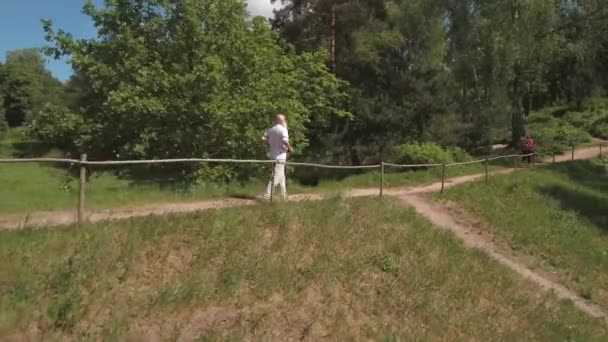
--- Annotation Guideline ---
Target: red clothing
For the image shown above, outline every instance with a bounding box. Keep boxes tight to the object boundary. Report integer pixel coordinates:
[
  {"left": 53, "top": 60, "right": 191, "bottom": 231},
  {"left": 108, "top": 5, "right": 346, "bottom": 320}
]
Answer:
[{"left": 523, "top": 138, "right": 536, "bottom": 153}]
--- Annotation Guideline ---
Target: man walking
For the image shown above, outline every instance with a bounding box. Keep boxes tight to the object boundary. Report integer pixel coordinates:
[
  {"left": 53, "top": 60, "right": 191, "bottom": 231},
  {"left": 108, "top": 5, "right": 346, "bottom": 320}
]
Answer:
[{"left": 263, "top": 114, "right": 293, "bottom": 200}]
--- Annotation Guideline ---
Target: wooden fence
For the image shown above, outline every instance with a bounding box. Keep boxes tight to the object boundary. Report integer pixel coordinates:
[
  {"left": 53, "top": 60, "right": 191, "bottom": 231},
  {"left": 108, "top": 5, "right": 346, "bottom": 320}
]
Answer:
[{"left": 0, "top": 142, "right": 605, "bottom": 226}]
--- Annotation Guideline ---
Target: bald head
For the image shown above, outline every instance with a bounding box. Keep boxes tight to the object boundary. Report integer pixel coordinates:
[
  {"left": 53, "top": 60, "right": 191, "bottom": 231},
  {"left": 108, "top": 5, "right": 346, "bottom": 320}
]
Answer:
[{"left": 276, "top": 114, "right": 286, "bottom": 127}]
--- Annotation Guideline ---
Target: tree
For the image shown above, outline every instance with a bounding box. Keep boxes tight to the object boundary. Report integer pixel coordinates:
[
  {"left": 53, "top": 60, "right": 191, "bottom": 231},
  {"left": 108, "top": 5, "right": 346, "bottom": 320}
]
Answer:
[
  {"left": 1, "top": 48, "right": 65, "bottom": 127},
  {"left": 445, "top": 0, "right": 608, "bottom": 147},
  {"left": 273, "top": 0, "right": 454, "bottom": 162},
  {"left": 275, "top": 0, "right": 608, "bottom": 153},
  {"left": 42, "top": 0, "right": 350, "bottom": 176}
]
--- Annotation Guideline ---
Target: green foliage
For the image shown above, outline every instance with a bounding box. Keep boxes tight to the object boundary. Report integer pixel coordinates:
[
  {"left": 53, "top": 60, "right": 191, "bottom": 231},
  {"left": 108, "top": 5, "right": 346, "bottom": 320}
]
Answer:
[
  {"left": 394, "top": 142, "right": 471, "bottom": 165},
  {"left": 528, "top": 111, "right": 592, "bottom": 155},
  {"left": 275, "top": 0, "right": 608, "bottom": 154},
  {"left": 562, "top": 98, "right": 608, "bottom": 139},
  {"left": 590, "top": 121, "right": 608, "bottom": 139},
  {"left": 30, "top": 104, "right": 87, "bottom": 152},
  {"left": 377, "top": 255, "right": 399, "bottom": 276},
  {"left": 0, "top": 0, "right": 605, "bottom": 174},
  {"left": 42, "top": 0, "right": 350, "bottom": 179}
]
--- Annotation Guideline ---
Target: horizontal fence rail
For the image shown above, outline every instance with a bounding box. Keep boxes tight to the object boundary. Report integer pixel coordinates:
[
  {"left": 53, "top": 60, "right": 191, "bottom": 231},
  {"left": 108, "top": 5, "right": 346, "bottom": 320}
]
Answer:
[
  {"left": 0, "top": 157, "right": 80, "bottom": 164},
  {"left": 487, "top": 154, "right": 533, "bottom": 162},
  {"left": 446, "top": 159, "right": 486, "bottom": 167},
  {"left": 285, "top": 162, "right": 380, "bottom": 169},
  {"left": 85, "top": 158, "right": 277, "bottom": 166},
  {"left": 383, "top": 162, "right": 443, "bottom": 168},
  {"left": 0, "top": 142, "right": 605, "bottom": 227},
  {"left": 445, "top": 153, "right": 535, "bottom": 167}
]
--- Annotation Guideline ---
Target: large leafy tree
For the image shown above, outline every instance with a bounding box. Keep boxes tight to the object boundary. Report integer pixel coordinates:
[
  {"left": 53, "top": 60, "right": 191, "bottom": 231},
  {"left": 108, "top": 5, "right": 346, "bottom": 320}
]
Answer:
[
  {"left": 42, "top": 0, "right": 349, "bottom": 169},
  {"left": 1, "top": 48, "right": 65, "bottom": 127}
]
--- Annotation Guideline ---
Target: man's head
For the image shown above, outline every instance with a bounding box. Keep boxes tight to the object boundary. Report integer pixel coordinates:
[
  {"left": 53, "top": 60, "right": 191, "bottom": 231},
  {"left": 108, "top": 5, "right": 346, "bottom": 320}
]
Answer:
[{"left": 275, "top": 114, "right": 287, "bottom": 127}]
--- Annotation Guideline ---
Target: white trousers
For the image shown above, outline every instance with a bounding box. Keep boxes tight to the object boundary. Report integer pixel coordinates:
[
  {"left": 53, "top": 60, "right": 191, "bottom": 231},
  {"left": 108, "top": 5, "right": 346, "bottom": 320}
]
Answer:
[{"left": 264, "top": 159, "right": 287, "bottom": 199}]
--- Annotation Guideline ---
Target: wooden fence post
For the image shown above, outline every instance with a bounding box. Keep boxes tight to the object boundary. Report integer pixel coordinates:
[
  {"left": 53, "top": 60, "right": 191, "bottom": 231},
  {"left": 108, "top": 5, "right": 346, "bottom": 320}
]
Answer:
[
  {"left": 600, "top": 143, "right": 603, "bottom": 158},
  {"left": 78, "top": 154, "right": 87, "bottom": 226},
  {"left": 441, "top": 164, "right": 446, "bottom": 194},
  {"left": 380, "top": 162, "right": 385, "bottom": 198},
  {"left": 552, "top": 153, "right": 556, "bottom": 164},
  {"left": 485, "top": 158, "right": 489, "bottom": 182}
]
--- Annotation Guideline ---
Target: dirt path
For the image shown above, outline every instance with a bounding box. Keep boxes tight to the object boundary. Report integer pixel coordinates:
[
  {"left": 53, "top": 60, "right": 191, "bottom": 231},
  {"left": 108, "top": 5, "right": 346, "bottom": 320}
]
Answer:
[
  {"left": 0, "top": 145, "right": 603, "bottom": 230},
  {"left": 394, "top": 144, "right": 608, "bottom": 322},
  {"left": 0, "top": 173, "right": 511, "bottom": 230},
  {"left": 1, "top": 144, "right": 606, "bottom": 322},
  {"left": 398, "top": 195, "right": 608, "bottom": 322}
]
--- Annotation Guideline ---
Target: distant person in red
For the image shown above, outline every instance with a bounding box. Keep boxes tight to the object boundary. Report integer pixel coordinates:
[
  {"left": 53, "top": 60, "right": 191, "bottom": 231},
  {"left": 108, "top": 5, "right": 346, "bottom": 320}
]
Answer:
[{"left": 522, "top": 135, "right": 536, "bottom": 163}]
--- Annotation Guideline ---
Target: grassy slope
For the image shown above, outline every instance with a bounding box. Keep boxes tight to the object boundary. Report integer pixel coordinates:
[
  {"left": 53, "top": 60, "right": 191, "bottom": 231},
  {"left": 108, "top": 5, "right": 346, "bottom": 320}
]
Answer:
[
  {"left": 0, "top": 129, "right": 494, "bottom": 215},
  {"left": 1, "top": 198, "right": 606, "bottom": 341},
  {"left": 438, "top": 158, "right": 608, "bottom": 311}
]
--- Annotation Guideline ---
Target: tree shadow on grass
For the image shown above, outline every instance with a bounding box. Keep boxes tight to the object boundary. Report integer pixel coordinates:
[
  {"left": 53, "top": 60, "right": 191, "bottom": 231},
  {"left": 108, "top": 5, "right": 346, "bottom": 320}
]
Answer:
[
  {"left": 539, "top": 185, "right": 608, "bottom": 233},
  {"left": 547, "top": 160, "right": 608, "bottom": 194}
]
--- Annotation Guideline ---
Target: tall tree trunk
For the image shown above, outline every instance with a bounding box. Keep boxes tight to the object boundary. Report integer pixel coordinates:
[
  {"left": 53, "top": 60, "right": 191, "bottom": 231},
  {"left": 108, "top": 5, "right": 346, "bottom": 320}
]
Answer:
[
  {"left": 510, "top": 70, "right": 527, "bottom": 148},
  {"left": 330, "top": 7, "right": 337, "bottom": 72},
  {"left": 511, "top": 96, "right": 526, "bottom": 148}
]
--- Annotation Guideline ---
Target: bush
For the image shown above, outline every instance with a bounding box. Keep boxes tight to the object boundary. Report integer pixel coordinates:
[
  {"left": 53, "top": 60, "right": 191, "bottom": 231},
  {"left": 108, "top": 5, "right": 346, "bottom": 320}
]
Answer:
[
  {"left": 393, "top": 142, "right": 472, "bottom": 165},
  {"left": 582, "top": 97, "right": 608, "bottom": 112},
  {"left": 30, "top": 104, "right": 87, "bottom": 152},
  {"left": 528, "top": 111, "right": 592, "bottom": 155},
  {"left": 561, "top": 98, "right": 608, "bottom": 139},
  {"left": 590, "top": 120, "right": 608, "bottom": 140}
]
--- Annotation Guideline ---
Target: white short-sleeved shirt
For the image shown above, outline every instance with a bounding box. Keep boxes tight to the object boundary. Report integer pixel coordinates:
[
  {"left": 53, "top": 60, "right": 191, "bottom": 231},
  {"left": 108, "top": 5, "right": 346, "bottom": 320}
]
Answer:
[{"left": 264, "top": 124, "right": 289, "bottom": 160}]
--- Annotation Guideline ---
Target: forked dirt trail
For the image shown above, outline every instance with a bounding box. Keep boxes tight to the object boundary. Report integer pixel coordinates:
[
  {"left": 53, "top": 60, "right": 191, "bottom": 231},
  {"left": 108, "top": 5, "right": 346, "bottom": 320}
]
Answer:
[
  {"left": 0, "top": 144, "right": 604, "bottom": 230},
  {"left": 395, "top": 144, "right": 608, "bottom": 322},
  {"left": 398, "top": 195, "right": 608, "bottom": 322}
]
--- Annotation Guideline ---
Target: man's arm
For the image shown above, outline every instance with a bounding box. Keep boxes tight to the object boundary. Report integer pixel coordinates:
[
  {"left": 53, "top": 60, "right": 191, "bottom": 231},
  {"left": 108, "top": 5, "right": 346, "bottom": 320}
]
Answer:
[
  {"left": 281, "top": 127, "right": 293, "bottom": 153},
  {"left": 283, "top": 140, "right": 293, "bottom": 153}
]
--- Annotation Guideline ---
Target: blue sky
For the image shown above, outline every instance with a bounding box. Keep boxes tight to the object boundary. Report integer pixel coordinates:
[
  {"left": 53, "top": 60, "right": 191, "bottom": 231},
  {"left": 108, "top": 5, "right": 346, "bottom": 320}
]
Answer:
[{"left": 0, "top": 0, "right": 277, "bottom": 82}]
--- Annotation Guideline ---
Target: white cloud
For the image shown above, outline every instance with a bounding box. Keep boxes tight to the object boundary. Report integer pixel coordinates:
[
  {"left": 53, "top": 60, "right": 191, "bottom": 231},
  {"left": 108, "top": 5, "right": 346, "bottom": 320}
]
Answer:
[{"left": 247, "top": 0, "right": 281, "bottom": 17}]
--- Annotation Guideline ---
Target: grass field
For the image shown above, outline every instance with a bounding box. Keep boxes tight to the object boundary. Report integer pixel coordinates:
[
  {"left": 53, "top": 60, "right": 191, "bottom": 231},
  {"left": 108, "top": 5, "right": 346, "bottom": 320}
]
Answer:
[
  {"left": 437, "top": 158, "right": 608, "bottom": 311},
  {"left": 1, "top": 198, "right": 606, "bottom": 340},
  {"left": 0, "top": 129, "right": 498, "bottom": 215}
]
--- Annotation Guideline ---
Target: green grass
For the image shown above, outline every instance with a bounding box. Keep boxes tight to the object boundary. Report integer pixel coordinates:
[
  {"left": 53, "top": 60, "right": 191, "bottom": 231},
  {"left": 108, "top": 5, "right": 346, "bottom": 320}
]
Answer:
[
  {"left": 437, "top": 158, "right": 608, "bottom": 311},
  {"left": 0, "top": 197, "right": 606, "bottom": 340},
  {"left": 0, "top": 129, "right": 497, "bottom": 215}
]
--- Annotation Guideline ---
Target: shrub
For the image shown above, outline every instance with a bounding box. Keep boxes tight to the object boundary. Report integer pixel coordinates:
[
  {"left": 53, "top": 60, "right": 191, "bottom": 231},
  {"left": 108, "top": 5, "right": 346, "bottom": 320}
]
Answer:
[
  {"left": 590, "top": 120, "right": 608, "bottom": 140},
  {"left": 582, "top": 97, "right": 608, "bottom": 112},
  {"left": 393, "top": 142, "right": 472, "bottom": 165},
  {"left": 562, "top": 98, "right": 608, "bottom": 138},
  {"left": 528, "top": 114, "right": 592, "bottom": 155},
  {"left": 30, "top": 104, "right": 87, "bottom": 152}
]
